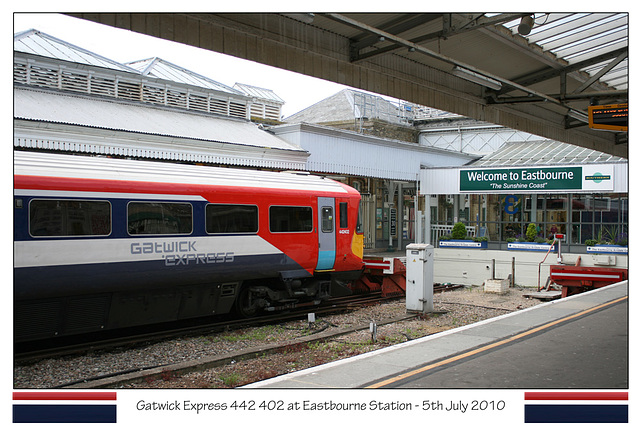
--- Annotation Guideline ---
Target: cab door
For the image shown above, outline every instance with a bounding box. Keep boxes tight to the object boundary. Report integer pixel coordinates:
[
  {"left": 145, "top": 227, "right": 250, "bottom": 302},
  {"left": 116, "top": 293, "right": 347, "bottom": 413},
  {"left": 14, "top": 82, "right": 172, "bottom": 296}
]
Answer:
[{"left": 316, "top": 197, "right": 336, "bottom": 270}]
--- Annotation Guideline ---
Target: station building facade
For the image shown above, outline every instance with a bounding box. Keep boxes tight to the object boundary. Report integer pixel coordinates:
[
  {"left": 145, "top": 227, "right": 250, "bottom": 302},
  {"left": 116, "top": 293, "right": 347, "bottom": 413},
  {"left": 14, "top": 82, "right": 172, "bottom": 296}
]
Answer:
[{"left": 418, "top": 136, "right": 628, "bottom": 253}]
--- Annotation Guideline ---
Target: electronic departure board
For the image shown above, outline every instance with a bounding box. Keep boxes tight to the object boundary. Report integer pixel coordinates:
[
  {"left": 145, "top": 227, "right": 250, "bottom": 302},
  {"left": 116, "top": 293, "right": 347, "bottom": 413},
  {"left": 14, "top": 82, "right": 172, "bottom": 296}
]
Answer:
[{"left": 588, "top": 104, "right": 628, "bottom": 131}]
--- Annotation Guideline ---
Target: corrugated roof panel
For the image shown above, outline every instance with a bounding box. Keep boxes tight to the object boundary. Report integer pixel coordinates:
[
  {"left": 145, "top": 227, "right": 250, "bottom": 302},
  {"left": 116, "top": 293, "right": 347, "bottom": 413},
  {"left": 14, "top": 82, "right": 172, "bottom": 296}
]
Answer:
[
  {"left": 14, "top": 151, "right": 331, "bottom": 193},
  {"left": 14, "top": 88, "right": 305, "bottom": 154}
]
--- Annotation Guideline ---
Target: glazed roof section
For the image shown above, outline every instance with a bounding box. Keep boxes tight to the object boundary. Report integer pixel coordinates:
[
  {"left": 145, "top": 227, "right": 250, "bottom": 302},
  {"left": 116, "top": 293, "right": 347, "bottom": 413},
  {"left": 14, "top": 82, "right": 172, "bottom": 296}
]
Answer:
[
  {"left": 126, "top": 57, "right": 242, "bottom": 94},
  {"left": 233, "top": 83, "right": 285, "bottom": 104},
  {"left": 471, "top": 140, "right": 627, "bottom": 167},
  {"left": 501, "top": 13, "right": 628, "bottom": 91},
  {"left": 14, "top": 29, "right": 138, "bottom": 73}
]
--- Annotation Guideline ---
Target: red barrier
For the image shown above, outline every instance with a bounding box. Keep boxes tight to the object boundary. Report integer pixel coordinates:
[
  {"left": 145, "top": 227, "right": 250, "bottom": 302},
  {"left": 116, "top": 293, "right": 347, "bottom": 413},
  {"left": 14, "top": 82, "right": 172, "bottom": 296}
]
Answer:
[
  {"left": 549, "top": 265, "right": 627, "bottom": 297},
  {"left": 351, "top": 257, "right": 406, "bottom": 298}
]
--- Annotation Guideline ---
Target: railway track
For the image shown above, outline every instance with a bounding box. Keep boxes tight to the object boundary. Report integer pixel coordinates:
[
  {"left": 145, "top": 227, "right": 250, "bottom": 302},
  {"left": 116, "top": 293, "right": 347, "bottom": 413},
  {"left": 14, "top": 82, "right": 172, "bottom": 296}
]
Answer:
[
  {"left": 15, "top": 283, "right": 531, "bottom": 389},
  {"left": 15, "top": 292, "right": 391, "bottom": 363},
  {"left": 61, "top": 311, "right": 416, "bottom": 389},
  {"left": 16, "top": 284, "right": 463, "bottom": 363}
]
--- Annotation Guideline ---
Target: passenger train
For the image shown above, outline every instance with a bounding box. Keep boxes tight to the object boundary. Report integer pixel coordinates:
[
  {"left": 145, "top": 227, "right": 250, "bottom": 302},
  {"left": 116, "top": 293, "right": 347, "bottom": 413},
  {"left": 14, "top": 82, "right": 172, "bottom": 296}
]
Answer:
[{"left": 14, "top": 151, "right": 365, "bottom": 342}]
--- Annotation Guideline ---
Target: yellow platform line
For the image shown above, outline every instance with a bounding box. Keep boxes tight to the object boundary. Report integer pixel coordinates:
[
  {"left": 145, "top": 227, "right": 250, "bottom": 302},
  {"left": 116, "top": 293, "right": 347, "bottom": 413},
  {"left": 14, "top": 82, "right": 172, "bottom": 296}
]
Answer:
[{"left": 366, "top": 295, "right": 628, "bottom": 388}]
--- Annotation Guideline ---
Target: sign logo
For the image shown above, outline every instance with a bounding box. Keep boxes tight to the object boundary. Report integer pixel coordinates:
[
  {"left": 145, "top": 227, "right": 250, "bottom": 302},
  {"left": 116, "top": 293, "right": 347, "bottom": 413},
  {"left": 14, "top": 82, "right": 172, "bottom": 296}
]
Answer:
[
  {"left": 504, "top": 195, "right": 520, "bottom": 214},
  {"left": 584, "top": 172, "right": 612, "bottom": 183}
]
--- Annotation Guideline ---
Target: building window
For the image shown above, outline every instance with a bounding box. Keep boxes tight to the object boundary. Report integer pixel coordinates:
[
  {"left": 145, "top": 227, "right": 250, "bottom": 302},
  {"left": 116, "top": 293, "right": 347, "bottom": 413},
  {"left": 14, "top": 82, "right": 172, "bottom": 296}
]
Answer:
[
  {"left": 206, "top": 204, "right": 258, "bottom": 234},
  {"left": 128, "top": 202, "right": 192, "bottom": 235},
  {"left": 432, "top": 192, "right": 628, "bottom": 247},
  {"left": 269, "top": 206, "right": 313, "bottom": 232},
  {"left": 29, "top": 199, "right": 111, "bottom": 237}
]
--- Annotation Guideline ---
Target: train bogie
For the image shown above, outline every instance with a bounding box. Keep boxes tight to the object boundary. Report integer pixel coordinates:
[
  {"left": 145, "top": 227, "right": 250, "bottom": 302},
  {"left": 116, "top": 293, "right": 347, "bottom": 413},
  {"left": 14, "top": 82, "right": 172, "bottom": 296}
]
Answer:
[{"left": 14, "top": 152, "right": 364, "bottom": 342}]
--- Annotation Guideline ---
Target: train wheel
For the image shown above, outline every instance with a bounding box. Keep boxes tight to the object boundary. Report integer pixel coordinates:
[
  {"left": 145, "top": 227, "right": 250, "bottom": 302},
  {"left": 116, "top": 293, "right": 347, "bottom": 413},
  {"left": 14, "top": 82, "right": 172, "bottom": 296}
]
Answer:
[{"left": 235, "top": 286, "right": 259, "bottom": 317}]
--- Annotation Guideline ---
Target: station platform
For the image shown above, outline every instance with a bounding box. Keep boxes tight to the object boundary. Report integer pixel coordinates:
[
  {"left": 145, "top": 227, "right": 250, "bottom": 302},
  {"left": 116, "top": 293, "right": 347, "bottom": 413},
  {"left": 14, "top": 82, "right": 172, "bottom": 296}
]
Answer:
[{"left": 245, "top": 281, "right": 628, "bottom": 389}]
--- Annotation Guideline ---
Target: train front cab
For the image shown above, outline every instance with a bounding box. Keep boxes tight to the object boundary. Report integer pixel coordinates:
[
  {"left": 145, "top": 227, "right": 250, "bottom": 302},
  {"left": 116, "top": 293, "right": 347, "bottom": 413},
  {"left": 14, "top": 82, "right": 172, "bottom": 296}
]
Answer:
[{"left": 315, "top": 194, "right": 365, "bottom": 296}]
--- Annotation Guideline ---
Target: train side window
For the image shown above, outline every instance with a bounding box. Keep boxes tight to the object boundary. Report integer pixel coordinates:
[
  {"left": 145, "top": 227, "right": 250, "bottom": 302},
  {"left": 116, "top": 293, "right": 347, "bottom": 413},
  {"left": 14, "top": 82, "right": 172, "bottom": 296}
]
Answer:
[
  {"left": 128, "top": 202, "right": 192, "bottom": 235},
  {"left": 321, "top": 207, "right": 333, "bottom": 232},
  {"left": 339, "top": 202, "right": 348, "bottom": 228},
  {"left": 29, "top": 199, "right": 111, "bottom": 237},
  {"left": 206, "top": 204, "right": 258, "bottom": 234},
  {"left": 356, "top": 204, "right": 364, "bottom": 234},
  {"left": 269, "top": 206, "right": 313, "bottom": 233}
]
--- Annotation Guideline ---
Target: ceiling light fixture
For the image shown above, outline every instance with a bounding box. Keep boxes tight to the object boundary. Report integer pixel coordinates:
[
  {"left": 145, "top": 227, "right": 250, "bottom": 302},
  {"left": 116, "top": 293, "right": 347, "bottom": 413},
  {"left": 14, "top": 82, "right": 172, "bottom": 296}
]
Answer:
[
  {"left": 452, "top": 66, "right": 502, "bottom": 91},
  {"left": 518, "top": 15, "right": 535, "bottom": 35}
]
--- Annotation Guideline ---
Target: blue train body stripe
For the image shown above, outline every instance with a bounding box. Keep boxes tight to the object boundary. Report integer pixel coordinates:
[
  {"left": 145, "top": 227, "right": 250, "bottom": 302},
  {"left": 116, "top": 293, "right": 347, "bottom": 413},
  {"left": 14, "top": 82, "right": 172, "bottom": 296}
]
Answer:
[{"left": 316, "top": 250, "right": 336, "bottom": 270}]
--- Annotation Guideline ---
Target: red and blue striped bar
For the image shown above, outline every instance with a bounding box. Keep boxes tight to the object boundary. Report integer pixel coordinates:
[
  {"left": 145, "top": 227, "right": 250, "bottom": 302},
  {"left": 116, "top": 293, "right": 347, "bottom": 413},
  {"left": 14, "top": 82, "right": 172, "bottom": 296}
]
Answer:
[
  {"left": 525, "top": 391, "right": 628, "bottom": 423},
  {"left": 13, "top": 391, "right": 117, "bottom": 423}
]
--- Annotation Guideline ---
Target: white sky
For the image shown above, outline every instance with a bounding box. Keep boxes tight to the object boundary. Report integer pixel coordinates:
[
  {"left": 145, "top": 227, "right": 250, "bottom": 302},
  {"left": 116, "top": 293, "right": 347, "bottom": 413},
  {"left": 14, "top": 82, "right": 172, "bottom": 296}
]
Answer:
[{"left": 12, "top": 12, "right": 354, "bottom": 118}]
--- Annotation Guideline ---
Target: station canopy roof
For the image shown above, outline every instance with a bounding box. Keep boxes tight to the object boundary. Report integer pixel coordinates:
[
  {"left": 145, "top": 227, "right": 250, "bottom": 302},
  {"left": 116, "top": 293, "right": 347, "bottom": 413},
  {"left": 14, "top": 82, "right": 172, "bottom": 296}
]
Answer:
[
  {"left": 312, "top": 12, "right": 628, "bottom": 105},
  {"left": 470, "top": 140, "right": 627, "bottom": 168}
]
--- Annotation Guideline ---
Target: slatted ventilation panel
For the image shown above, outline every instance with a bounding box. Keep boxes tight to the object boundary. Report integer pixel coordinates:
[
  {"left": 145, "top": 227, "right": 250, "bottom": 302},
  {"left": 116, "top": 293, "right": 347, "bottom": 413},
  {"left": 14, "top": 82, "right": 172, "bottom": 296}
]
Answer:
[
  {"left": 116, "top": 79, "right": 142, "bottom": 101},
  {"left": 210, "top": 98, "right": 229, "bottom": 116},
  {"left": 13, "top": 62, "right": 28, "bottom": 84},
  {"left": 27, "top": 64, "right": 59, "bottom": 88},
  {"left": 142, "top": 83, "right": 166, "bottom": 104},
  {"left": 250, "top": 103, "right": 281, "bottom": 121},
  {"left": 189, "top": 93, "right": 209, "bottom": 113},
  {"left": 166, "top": 88, "right": 188, "bottom": 109},
  {"left": 90, "top": 75, "right": 117, "bottom": 97},
  {"left": 264, "top": 104, "right": 281, "bottom": 120},
  {"left": 229, "top": 101, "right": 247, "bottom": 119},
  {"left": 60, "top": 70, "right": 90, "bottom": 93},
  {"left": 14, "top": 59, "right": 250, "bottom": 120}
]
